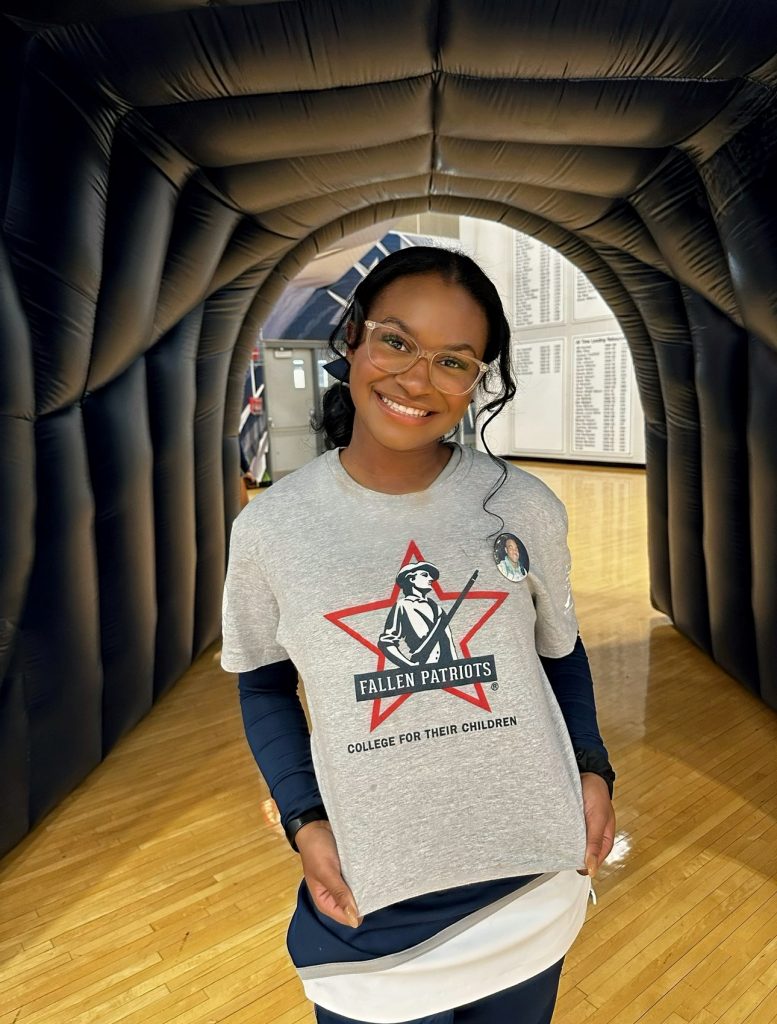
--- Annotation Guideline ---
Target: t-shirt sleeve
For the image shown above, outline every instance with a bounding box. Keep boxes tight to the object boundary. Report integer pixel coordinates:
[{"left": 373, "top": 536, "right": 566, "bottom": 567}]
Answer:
[
  {"left": 530, "top": 497, "right": 579, "bottom": 658},
  {"left": 221, "top": 509, "right": 289, "bottom": 673}
]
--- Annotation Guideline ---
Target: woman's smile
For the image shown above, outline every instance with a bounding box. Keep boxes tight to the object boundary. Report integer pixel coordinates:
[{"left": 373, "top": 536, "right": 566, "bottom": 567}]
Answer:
[{"left": 374, "top": 390, "right": 435, "bottom": 421}]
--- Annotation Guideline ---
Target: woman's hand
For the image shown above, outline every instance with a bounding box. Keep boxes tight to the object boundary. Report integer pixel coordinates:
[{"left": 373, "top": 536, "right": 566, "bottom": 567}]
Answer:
[
  {"left": 295, "top": 820, "right": 362, "bottom": 928},
  {"left": 577, "top": 772, "right": 616, "bottom": 878}
]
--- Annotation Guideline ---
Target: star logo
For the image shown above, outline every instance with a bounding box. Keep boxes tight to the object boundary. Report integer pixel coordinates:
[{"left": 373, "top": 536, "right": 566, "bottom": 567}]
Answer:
[{"left": 324, "top": 541, "right": 508, "bottom": 731}]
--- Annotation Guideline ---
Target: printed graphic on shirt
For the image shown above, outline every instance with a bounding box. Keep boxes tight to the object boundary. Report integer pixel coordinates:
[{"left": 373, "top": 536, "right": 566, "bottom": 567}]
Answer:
[
  {"left": 324, "top": 541, "right": 509, "bottom": 731},
  {"left": 493, "top": 533, "right": 529, "bottom": 582}
]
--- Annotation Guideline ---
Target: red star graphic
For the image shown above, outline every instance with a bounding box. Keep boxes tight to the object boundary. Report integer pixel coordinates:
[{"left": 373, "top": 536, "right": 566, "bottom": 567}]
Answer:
[{"left": 324, "top": 541, "right": 508, "bottom": 732}]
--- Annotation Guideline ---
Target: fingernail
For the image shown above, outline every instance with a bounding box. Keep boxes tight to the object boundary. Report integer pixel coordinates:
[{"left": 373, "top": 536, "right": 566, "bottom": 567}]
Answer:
[
  {"left": 586, "top": 857, "right": 598, "bottom": 878},
  {"left": 345, "top": 907, "right": 359, "bottom": 928}
]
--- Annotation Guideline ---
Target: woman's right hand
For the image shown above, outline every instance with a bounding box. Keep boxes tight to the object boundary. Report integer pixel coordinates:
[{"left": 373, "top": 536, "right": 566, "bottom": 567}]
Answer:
[{"left": 295, "top": 820, "right": 362, "bottom": 929}]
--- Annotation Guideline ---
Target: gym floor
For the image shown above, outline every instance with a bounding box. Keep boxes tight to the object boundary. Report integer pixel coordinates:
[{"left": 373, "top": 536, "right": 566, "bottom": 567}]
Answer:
[{"left": 1, "top": 462, "right": 775, "bottom": 1024}]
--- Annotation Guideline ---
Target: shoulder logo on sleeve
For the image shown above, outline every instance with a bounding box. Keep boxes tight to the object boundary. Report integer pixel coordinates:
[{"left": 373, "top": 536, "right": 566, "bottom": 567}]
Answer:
[
  {"left": 493, "top": 533, "right": 529, "bottom": 582},
  {"left": 324, "top": 541, "right": 509, "bottom": 731}
]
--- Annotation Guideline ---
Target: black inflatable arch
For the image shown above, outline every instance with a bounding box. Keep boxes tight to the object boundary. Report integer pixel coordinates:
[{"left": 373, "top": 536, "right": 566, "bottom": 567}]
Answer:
[{"left": 2, "top": 1, "right": 777, "bottom": 856}]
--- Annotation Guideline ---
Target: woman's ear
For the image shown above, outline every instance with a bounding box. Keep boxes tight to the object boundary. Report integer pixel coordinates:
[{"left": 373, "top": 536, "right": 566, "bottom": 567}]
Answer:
[{"left": 344, "top": 320, "right": 356, "bottom": 356}]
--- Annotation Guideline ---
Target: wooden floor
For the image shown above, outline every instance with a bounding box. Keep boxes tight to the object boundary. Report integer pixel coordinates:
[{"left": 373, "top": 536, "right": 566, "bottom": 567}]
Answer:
[{"left": 2, "top": 462, "right": 776, "bottom": 1024}]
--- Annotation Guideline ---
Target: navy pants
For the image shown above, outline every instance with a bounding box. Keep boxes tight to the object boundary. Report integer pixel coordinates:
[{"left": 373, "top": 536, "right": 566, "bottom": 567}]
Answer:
[{"left": 314, "top": 957, "right": 564, "bottom": 1024}]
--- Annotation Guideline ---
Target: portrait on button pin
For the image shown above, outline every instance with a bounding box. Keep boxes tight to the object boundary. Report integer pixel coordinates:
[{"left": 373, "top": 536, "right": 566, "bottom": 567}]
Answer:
[{"left": 494, "top": 533, "right": 529, "bottom": 582}]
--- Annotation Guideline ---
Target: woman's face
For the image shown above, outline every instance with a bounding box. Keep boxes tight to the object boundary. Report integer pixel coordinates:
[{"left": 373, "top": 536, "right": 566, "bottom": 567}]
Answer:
[{"left": 345, "top": 272, "right": 489, "bottom": 454}]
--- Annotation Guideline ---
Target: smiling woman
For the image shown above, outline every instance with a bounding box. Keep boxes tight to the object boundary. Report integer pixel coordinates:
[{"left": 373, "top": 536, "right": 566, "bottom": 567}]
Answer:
[
  {"left": 318, "top": 247, "right": 515, "bottom": 495},
  {"left": 222, "top": 245, "right": 616, "bottom": 1024},
  {"left": 343, "top": 272, "right": 489, "bottom": 472}
]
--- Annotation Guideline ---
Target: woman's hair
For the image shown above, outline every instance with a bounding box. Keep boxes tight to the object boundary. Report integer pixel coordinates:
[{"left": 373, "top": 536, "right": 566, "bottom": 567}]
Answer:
[{"left": 312, "top": 245, "right": 517, "bottom": 533}]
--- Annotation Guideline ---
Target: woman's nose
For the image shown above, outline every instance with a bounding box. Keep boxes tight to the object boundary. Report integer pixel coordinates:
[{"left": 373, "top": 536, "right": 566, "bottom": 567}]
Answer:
[{"left": 394, "top": 353, "right": 435, "bottom": 394}]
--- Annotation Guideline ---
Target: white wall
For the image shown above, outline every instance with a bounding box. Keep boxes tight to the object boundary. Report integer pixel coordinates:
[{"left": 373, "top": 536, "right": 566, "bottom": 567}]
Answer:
[{"left": 459, "top": 218, "right": 645, "bottom": 465}]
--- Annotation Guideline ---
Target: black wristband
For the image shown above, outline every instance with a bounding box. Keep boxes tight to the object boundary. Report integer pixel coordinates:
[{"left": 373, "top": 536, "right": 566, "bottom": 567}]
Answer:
[
  {"left": 575, "top": 748, "right": 615, "bottom": 799},
  {"left": 284, "top": 805, "right": 329, "bottom": 851}
]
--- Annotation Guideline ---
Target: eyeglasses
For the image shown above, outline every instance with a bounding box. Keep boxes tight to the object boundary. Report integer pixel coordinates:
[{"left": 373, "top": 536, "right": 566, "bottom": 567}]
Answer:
[{"left": 362, "top": 320, "right": 488, "bottom": 396}]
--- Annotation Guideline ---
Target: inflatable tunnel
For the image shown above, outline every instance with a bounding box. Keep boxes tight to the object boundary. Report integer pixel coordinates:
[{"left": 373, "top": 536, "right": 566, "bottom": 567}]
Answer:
[{"left": 2, "top": 1, "right": 777, "bottom": 856}]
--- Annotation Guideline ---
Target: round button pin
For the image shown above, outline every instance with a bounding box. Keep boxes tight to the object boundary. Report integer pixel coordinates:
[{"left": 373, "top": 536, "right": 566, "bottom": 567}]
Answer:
[{"left": 494, "top": 533, "right": 529, "bottom": 582}]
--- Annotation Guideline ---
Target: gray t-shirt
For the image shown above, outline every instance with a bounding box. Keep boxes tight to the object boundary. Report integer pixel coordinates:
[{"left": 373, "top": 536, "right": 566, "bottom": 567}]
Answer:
[{"left": 222, "top": 444, "right": 587, "bottom": 916}]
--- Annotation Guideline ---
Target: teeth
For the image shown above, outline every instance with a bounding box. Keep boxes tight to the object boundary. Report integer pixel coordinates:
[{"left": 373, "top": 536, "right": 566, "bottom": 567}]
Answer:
[{"left": 379, "top": 394, "right": 430, "bottom": 418}]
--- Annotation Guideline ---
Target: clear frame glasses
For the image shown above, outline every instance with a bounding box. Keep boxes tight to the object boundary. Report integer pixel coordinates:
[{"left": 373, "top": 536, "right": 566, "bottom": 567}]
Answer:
[{"left": 362, "top": 320, "right": 488, "bottom": 396}]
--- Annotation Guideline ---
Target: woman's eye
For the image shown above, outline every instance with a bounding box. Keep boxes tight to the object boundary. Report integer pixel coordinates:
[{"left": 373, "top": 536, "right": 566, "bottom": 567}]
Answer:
[
  {"left": 438, "top": 355, "right": 472, "bottom": 372},
  {"left": 380, "top": 332, "right": 410, "bottom": 351}
]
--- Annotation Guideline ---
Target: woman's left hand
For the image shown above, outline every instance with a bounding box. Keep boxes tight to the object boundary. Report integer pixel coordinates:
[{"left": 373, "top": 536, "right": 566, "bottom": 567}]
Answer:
[{"left": 577, "top": 772, "right": 616, "bottom": 878}]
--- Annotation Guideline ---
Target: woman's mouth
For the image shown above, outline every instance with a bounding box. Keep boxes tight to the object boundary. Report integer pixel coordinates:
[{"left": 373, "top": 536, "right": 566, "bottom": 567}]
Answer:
[{"left": 376, "top": 392, "right": 434, "bottom": 420}]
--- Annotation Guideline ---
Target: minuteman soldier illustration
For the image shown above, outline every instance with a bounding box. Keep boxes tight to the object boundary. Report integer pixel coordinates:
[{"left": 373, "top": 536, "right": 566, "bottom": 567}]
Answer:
[{"left": 379, "top": 561, "right": 480, "bottom": 669}]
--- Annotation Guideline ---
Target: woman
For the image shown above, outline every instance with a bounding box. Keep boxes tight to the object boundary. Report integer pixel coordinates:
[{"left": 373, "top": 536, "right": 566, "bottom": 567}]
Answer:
[{"left": 221, "top": 246, "right": 616, "bottom": 1024}]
